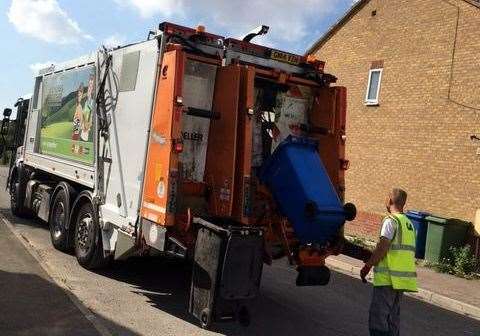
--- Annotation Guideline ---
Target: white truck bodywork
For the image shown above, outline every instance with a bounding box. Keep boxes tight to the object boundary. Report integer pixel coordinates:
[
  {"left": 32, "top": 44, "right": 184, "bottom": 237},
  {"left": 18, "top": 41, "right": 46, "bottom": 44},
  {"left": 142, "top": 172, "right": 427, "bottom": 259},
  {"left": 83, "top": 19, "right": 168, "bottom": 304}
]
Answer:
[{"left": 21, "top": 38, "right": 163, "bottom": 253}]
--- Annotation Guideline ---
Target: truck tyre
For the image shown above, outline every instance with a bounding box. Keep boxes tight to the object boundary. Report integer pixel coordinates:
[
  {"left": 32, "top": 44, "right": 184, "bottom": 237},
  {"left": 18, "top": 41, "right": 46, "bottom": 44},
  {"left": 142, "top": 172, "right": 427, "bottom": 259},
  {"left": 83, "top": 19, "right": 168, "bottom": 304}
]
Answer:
[
  {"left": 49, "top": 189, "right": 71, "bottom": 252},
  {"left": 74, "top": 202, "right": 108, "bottom": 270},
  {"left": 10, "top": 171, "right": 29, "bottom": 218}
]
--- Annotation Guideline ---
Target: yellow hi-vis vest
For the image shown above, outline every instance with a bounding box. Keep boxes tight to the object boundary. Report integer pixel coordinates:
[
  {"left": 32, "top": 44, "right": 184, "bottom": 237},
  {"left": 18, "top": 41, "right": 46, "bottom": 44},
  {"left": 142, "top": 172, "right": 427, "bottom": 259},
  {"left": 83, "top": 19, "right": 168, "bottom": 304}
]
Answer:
[{"left": 373, "top": 213, "right": 418, "bottom": 292}]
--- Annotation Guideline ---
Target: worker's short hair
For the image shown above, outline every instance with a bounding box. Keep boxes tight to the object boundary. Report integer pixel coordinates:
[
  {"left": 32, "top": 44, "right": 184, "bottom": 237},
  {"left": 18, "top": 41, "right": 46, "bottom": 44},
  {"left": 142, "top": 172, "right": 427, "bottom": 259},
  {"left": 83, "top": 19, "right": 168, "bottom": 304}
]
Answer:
[{"left": 390, "top": 188, "right": 407, "bottom": 208}]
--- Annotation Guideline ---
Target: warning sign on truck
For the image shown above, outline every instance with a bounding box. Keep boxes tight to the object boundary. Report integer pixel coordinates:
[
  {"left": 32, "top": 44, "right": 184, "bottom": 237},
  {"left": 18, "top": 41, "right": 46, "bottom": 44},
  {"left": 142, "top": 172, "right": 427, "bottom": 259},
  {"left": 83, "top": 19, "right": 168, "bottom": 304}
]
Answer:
[{"left": 39, "top": 66, "right": 96, "bottom": 164}]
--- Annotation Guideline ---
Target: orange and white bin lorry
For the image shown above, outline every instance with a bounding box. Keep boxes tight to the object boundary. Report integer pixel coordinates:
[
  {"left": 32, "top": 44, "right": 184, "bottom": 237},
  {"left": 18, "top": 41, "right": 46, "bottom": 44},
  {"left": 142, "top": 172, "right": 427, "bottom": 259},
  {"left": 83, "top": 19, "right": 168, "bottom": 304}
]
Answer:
[{"left": 8, "top": 22, "right": 356, "bottom": 328}]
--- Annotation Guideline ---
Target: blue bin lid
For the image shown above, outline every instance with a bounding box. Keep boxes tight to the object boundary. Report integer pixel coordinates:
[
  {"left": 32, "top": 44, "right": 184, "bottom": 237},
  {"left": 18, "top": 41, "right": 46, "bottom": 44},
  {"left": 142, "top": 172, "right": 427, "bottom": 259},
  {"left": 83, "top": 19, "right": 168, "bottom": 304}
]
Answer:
[
  {"left": 406, "top": 210, "right": 430, "bottom": 219},
  {"left": 259, "top": 135, "right": 318, "bottom": 183}
]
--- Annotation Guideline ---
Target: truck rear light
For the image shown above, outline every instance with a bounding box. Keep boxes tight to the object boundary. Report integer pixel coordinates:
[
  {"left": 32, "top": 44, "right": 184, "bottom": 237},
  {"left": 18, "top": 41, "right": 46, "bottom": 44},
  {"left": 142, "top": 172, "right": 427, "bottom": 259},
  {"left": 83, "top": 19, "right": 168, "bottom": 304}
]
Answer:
[{"left": 173, "top": 140, "right": 184, "bottom": 153}]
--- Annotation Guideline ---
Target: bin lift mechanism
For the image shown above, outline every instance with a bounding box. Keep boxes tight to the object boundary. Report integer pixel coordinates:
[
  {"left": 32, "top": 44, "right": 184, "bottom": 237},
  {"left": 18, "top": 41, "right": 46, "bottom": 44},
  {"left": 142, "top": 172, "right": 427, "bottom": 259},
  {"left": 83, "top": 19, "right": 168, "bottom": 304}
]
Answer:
[{"left": 6, "top": 22, "right": 357, "bottom": 328}]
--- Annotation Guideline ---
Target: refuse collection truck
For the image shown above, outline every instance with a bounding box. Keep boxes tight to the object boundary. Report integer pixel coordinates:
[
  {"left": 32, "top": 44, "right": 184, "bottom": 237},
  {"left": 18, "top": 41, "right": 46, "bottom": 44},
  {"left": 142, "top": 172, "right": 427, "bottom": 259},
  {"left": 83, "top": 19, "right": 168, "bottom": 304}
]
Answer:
[{"left": 8, "top": 22, "right": 356, "bottom": 328}]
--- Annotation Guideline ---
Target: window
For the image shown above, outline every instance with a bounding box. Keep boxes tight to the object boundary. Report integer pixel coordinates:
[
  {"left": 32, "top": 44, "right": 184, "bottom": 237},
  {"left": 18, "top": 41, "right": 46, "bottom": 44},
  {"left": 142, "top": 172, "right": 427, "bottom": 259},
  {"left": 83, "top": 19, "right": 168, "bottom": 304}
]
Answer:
[
  {"left": 32, "top": 76, "right": 43, "bottom": 109},
  {"left": 119, "top": 51, "right": 140, "bottom": 92},
  {"left": 365, "top": 68, "right": 383, "bottom": 105}
]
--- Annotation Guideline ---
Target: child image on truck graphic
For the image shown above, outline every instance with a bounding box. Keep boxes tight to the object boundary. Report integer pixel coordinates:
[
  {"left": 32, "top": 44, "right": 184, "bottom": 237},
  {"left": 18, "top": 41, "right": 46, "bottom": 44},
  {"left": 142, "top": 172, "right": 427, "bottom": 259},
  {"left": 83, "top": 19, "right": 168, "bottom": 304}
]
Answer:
[
  {"left": 80, "top": 74, "right": 94, "bottom": 142},
  {"left": 71, "top": 83, "right": 84, "bottom": 142}
]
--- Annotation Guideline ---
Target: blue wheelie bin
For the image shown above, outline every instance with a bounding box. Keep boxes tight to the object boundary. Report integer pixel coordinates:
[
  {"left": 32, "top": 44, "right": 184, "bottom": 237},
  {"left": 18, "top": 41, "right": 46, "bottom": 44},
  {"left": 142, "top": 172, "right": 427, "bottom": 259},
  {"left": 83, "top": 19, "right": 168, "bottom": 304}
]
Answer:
[
  {"left": 259, "top": 136, "right": 347, "bottom": 245},
  {"left": 406, "top": 210, "right": 430, "bottom": 259}
]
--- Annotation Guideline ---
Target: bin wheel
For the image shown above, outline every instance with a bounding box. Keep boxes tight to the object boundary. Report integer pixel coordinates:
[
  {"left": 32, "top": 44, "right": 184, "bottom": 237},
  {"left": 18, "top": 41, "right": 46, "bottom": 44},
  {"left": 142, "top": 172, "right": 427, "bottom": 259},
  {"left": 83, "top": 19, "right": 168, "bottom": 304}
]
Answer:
[
  {"left": 200, "top": 308, "right": 211, "bottom": 329},
  {"left": 238, "top": 306, "right": 250, "bottom": 327}
]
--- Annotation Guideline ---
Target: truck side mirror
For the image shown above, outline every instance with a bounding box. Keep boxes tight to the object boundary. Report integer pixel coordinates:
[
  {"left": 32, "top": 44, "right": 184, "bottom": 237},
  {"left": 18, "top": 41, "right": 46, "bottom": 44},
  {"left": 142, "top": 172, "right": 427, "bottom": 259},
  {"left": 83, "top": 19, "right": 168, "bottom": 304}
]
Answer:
[{"left": 3, "top": 108, "right": 12, "bottom": 118}]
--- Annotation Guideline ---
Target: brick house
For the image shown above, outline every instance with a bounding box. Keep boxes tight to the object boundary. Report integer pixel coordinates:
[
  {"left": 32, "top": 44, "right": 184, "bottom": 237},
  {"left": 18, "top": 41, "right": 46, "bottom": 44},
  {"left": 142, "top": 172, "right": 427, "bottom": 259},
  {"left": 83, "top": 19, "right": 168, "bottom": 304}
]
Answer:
[{"left": 308, "top": 0, "right": 480, "bottom": 239}]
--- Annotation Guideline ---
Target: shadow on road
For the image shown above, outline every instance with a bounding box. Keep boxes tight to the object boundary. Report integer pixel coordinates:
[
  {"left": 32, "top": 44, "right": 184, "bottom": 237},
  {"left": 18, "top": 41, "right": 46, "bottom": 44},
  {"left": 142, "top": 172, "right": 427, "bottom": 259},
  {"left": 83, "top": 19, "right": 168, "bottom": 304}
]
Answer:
[
  {"left": 99, "top": 257, "right": 197, "bottom": 323},
  {"left": 0, "top": 207, "right": 47, "bottom": 232},
  {"left": 96, "top": 257, "right": 318, "bottom": 336},
  {"left": 0, "top": 269, "right": 142, "bottom": 336},
  {"left": 0, "top": 212, "right": 142, "bottom": 336}
]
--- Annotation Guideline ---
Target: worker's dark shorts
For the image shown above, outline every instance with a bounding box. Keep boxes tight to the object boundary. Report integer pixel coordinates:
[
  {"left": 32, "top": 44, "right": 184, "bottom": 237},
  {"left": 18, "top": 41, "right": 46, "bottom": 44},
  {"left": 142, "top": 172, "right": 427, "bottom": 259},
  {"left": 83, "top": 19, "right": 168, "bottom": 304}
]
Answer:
[{"left": 369, "top": 286, "right": 403, "bottom": 336}]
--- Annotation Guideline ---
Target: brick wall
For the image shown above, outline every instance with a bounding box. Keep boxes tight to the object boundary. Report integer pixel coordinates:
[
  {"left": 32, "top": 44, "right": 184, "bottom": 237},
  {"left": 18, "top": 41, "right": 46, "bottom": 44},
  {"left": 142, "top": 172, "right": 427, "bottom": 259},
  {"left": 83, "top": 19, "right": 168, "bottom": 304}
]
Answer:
[
  {"left": 313, "top": 0, "right": 480, "bottom": 238},
  {"left": 346, "top": 211, "right": 383, "bottom": 239}
]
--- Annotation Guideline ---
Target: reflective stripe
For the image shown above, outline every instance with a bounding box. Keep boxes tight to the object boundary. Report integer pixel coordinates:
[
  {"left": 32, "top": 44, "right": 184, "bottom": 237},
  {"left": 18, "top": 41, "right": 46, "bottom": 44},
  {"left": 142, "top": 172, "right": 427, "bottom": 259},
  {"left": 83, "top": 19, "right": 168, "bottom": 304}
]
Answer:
[
  {"left": 388, "top": 214, "right": 415, "bottom": 247},
  {"left": 390, "top": 244, "right": 416, "bottom": 252},
  {"left": 388, "top": 215, "right": 401, "bottom": 244},
  {"left": 374, "top": 267, "right": 417, "bottom": 278}
]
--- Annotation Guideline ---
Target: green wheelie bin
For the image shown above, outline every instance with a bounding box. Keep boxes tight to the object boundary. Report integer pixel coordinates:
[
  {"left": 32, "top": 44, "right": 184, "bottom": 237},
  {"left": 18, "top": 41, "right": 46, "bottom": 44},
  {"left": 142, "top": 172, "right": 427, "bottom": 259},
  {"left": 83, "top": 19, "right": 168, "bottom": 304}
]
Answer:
[{"left": 424, "top": 215, "right": 472, "bottom": 263}]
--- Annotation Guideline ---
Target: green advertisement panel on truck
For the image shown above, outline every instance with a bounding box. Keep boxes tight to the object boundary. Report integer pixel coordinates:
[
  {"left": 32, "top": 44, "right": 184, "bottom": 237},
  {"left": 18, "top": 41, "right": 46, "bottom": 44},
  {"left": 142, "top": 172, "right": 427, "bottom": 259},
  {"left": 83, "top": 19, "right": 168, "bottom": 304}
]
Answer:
[{"left": 40, "top": 66, "right": 95, "bottom": 165}]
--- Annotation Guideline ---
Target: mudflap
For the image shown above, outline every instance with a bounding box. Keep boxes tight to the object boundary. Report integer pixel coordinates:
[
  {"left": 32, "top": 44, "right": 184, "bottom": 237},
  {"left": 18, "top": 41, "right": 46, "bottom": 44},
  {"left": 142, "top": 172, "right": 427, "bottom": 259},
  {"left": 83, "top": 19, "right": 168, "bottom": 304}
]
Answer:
[{"left": 189, "top": 218, "right": 264, "bottom": 329}]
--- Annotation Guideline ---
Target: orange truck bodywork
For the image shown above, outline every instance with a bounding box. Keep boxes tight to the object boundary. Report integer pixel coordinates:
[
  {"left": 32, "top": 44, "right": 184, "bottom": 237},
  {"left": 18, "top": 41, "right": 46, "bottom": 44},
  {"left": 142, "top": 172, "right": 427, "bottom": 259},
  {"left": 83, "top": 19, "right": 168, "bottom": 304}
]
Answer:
[{"left": 139, "top": 26, "right": 349, "bottom": 264}]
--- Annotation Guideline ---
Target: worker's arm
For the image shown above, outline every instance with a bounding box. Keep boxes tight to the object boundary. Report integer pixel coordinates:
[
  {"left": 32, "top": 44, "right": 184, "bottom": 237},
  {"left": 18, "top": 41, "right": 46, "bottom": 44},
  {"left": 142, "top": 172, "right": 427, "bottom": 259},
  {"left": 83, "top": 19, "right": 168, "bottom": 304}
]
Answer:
[
  {"left": 365, "top": 237, "right": 391, "bottom": 268},
  {"left": 360, "top": 217, "right": 396, "bottom": 282},
  {"left": 360, "top": 236, "right": 392, "bottom": 282}
]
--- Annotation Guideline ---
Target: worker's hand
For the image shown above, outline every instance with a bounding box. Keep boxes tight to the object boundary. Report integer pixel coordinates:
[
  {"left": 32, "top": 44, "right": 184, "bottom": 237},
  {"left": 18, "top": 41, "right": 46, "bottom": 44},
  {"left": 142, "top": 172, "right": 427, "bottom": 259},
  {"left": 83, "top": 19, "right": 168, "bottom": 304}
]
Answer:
[{"left": 360, "top": 264, "right": 372, "bottom": 283}]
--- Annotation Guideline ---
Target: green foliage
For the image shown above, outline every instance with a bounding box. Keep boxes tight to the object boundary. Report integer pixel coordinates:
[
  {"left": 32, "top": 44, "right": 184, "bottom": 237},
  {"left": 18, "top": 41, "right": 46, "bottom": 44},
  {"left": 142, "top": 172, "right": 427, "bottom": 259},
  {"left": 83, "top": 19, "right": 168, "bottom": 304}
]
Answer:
[
  {"left": 432, "top": 245, "right": 479, "bottom": 279},
  {"left": 346, "top": 235, "right": 375, "bottom": 251}
]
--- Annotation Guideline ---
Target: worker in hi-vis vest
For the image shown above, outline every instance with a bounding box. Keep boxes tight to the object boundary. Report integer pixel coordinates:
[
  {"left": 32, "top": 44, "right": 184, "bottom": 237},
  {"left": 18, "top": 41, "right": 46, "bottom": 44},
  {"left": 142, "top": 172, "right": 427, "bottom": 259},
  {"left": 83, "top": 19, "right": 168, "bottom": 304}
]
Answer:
[{"left": 360, "top": 188, "right": 417, "bottom": 336}]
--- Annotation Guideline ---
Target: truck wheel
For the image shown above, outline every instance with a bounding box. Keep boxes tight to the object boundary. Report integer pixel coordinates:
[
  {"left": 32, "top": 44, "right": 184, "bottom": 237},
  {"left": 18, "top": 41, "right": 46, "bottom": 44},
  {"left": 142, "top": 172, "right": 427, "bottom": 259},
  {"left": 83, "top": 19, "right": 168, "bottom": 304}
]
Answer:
[
  {"left": 49, "top": 189, "right": 70, "bottom": 252},
  {"left": 74, "top": 202, "right": 108, "bottom": 270},
  {"left": 10, "top": 172, "right": 29, "bottom": 218}
]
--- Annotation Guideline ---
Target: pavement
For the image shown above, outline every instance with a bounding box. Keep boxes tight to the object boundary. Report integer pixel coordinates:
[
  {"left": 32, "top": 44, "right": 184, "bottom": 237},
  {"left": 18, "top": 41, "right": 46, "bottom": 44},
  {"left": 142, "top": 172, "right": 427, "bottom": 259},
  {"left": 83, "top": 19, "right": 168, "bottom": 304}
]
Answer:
[
  {"left": 1, "top": 166, "right": 480, "bottom": 335},
  {"left": 326, "top": 254, "right": 480, "bottom": 320}
]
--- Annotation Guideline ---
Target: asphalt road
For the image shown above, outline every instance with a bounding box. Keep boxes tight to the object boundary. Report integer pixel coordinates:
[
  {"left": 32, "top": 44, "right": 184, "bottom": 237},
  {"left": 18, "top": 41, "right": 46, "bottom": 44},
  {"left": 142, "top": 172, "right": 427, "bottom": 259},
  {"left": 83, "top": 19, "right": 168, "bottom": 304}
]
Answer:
[
  {"left": 0, "top": 167, "right": 479, "bottom": 336},
  {"left": 0, "top": 214, "right": 103, "bottom": 336}
]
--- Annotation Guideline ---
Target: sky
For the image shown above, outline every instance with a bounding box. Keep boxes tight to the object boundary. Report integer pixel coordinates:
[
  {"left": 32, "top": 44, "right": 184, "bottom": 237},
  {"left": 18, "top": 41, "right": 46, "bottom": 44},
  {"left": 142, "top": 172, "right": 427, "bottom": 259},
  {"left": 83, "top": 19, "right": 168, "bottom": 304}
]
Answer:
[{"left": 0, "top": 0, "right": 356, "bottom": 114}]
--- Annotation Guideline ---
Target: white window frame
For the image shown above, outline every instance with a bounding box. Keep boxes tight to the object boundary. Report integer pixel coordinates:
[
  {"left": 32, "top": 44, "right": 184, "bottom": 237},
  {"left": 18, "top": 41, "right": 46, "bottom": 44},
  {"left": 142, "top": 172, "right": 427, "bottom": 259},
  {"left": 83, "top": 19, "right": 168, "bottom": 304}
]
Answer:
[{"left": 365, "top": 68, "right": 383, "bottom": 105}]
